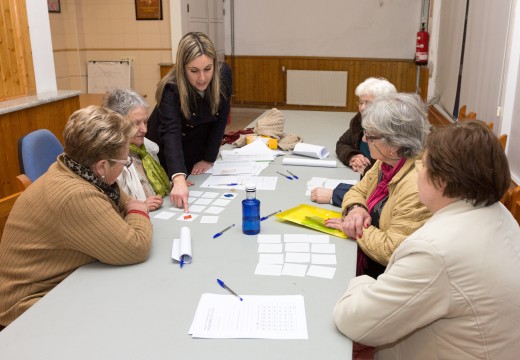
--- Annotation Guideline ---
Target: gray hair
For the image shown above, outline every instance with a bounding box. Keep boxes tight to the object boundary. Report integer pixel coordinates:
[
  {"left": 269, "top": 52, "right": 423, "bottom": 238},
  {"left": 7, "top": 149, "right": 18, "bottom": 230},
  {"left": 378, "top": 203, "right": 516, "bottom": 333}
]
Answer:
[
  {"left": 102, "top": 89, "right": 148, "bottom": 116},
  {"left": 355, "top": 77, "right": 397, "bottom": 98},
  {"left": 362, "top": 93, "right": 430, "bottom": 158}
]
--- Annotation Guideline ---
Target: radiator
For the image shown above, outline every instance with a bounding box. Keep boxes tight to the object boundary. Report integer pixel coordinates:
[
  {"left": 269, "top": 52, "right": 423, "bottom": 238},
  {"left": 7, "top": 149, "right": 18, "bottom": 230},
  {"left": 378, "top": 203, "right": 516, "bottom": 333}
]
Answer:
[{"left": 286, "top": 70, "right": 348, "bottom": 107}]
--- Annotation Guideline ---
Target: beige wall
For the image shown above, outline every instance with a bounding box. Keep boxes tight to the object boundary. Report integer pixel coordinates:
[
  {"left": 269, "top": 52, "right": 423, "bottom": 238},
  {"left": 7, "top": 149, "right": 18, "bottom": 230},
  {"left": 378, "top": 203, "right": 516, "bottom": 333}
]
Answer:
[{"left": 49, "top": 0, "right": 172, "bottom": 107}]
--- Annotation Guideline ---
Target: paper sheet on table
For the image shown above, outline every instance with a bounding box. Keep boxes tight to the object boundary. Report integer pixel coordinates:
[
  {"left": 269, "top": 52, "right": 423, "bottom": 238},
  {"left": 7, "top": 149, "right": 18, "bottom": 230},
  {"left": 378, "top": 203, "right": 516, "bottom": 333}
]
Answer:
[
  {"left": 220, "top": 139, "right": 283, "bottom": 162},
  {"left": 200, "top": 175, "right": 278, "bottom": 190},
  {"left": 171, "top": 226, "right": 192, "bottom": 263},
  {"left": 283, "top": 157, "right": 337, "bottom": 168},
  {"left": 189, "top": 294, "right": 308, "bottom": 339},
  {"left": 292, "top": 142, "right": 330, "bottom": 159},
  {"left": 305, "top": 177, "right": 358, "bottom": 196},
  {"left": 211, "top": 160, "right": 255, "bottom": 175}
]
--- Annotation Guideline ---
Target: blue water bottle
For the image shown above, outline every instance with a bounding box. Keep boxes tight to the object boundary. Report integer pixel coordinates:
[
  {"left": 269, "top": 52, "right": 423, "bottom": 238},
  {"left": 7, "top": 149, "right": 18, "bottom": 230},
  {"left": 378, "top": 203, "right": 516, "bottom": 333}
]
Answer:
[{"left": 242, "top": 184, "right": 260, "bottom": 235}]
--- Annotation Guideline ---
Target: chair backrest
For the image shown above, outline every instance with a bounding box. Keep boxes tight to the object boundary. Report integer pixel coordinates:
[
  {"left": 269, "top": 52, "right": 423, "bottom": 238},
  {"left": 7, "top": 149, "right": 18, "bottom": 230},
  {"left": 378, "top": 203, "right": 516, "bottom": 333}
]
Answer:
[
  {"left": 18, "top": 129, "right": 63, "bottom": 182},
  {"left": 509, "top": 186, "right": 520, "bottom": 225},
  {"left": 0, "top": 192, "right": 22, "bottom": 239},
  {"left": 498, "top": 134, "right": 507, "bottom": 151}
]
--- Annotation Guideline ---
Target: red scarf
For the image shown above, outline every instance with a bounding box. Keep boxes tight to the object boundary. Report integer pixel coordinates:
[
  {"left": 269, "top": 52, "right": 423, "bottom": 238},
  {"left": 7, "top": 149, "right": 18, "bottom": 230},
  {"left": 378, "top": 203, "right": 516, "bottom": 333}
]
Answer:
[{"left": 356, "top": 158, "right": 406, "bottom": 276}]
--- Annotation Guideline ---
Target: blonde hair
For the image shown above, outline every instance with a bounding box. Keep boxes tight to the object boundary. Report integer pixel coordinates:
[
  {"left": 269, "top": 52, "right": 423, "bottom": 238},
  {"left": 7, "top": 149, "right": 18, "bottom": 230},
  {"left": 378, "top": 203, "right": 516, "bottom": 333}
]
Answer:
[
  {"left": 155, "top": 32, "right": 221, "bottom": 118},
  {"left": 63, "top": 106, "right": 136, "bottom": 167}
]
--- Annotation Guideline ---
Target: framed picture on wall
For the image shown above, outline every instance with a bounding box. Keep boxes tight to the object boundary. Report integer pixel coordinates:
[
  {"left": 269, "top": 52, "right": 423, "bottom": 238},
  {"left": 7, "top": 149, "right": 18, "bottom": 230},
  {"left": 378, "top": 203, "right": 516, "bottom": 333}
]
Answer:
[
  {"left": 48, "top": 0, "right": 60, "bottom": 13},
  {"left": 135, "top": 0, "right": 163, "bottom": 20}
]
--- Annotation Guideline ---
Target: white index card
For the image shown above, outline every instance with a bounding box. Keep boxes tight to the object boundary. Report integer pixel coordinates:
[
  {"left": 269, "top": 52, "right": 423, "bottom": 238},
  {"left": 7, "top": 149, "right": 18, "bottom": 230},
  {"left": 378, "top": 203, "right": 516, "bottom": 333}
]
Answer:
[
  {"left": 200, "top": 216, "right": 219, "bottom": 224},
  {"left": 258, "top": 244, "right": 283, "bottom": 253},
  {"left": 200, "top": 191, "right": 219, "bottom": 199},
  {"left": 255, "top": 263, "right": 283, "bottom": 276},
  {"left": 187, "top": 205, "right": 206, "bottom": 213},
  {"left": 257, "top": 234, "right": 282, "bottom": 243},
  {"left": 153, "top": 211, "right": 176, "bottom": 220},
  {"left": 307, "top": 265, "right": 336, "bottom": 279},
  {"left": 311, "top": 254, "right": 337, "bottom": 265},
  {"left": 281, "top": 263, "right": 307, "bottom": 277},
  {"left": 311, "top": 244, "right": 336, "bottom": 253},
  {"left": 189, "top": 190, "right": 204, "bottom": 197},
  {"left": 259, "top": 253, "right": 284, "bottom": 264},
  {"left": 194, "top": 198, "right": 213, "bottom": 205},
  {"left": 211, "top": 199, "right": 231, "bottom": 207},
  {"left": 205, "top": 206, "right": 225, "bottom": 214},
  {"left": 284, "top": 234, "right": 308, "bottom": 243},
  {"left": 285, "top": 243, "right": 310, "bottom": 253},
  {"left": 306, "top": 235, "right": 330, "bottom": 244},
  {"left": 285, "top": 252, "right": 311, "bottom": 263}
]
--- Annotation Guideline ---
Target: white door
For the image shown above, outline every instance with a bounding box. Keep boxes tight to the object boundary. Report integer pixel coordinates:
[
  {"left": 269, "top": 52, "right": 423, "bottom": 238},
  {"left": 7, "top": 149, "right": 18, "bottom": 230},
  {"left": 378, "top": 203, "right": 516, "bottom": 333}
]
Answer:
[{"left": 187, "top": 0, "right": 225, "bottom": 61}]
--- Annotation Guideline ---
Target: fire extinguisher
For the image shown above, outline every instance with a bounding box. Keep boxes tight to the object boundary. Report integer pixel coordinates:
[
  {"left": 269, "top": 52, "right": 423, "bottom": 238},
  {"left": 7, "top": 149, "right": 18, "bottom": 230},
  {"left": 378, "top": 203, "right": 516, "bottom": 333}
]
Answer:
[{"left": 415, "top": 23, "right": 429, "bottom": 66}]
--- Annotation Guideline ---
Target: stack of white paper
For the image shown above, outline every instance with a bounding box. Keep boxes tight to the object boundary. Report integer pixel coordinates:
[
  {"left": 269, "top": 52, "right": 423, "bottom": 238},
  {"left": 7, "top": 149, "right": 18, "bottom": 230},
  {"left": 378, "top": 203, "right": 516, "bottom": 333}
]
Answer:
[{"left": 189, "top": 293, "right": 308, "bottom": 339}]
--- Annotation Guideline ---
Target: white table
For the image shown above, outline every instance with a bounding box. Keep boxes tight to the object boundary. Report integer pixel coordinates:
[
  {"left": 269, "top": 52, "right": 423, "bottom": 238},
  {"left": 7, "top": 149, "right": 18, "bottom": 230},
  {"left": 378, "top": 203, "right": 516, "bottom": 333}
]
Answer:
[{"left": 0, "top": 111, "right": 359, "bottom": 360}]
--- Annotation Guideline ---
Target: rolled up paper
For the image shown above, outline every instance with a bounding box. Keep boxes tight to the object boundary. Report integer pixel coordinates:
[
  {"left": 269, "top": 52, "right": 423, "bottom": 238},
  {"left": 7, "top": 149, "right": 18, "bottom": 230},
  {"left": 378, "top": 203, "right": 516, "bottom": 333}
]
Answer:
[
  {"left": 292, "top": 143, "right": 330, "bottom": 159},
  {"left": 283, "top": 157, "right": 337, "bottom": 168},
  {"left": 171, "top": 226, "right": 193, "bottom": 264}
]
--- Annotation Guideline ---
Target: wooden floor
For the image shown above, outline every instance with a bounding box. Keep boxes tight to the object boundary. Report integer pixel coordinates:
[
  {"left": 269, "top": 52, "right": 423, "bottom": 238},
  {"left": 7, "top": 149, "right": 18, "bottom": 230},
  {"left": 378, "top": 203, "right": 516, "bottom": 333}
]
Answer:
[{"left": 226, "top": 107, "right": 265, "bottom": 132}]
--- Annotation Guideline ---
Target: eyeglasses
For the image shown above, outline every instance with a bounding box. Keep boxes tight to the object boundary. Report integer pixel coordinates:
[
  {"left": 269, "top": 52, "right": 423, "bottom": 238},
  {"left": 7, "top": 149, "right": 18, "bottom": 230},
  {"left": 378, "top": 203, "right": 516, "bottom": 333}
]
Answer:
[
  {"left": 109, "top": 156, "right": 133, "bottom": 168},
  {"left": 363, "top": 130, "right": 382, "bottom": 141}
]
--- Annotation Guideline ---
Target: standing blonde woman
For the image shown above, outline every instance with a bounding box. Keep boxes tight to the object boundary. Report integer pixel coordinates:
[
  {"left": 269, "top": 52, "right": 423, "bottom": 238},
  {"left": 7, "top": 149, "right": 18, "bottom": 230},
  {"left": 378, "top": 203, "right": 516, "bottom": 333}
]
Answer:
[
  {"left": 147, "top": 32, "right": 232, "bottom": 212},
  {"left": 0, "top": 106, "right": 152, "bottom": 329}
]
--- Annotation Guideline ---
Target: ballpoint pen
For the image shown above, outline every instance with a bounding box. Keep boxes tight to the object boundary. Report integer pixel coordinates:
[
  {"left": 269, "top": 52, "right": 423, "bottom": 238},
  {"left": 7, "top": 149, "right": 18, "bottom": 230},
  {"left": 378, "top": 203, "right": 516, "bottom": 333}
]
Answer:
[
  {"left": 212, "top": 224, "right": 235, "bottom": 238},
  {"left": 276, "top": 171, "right": 293, "bottom": 180},
  {"left": 286, "top": 170, "right": 299, "bottom": 179},
  {"left": 211, "top": 183, "right": 239, "bottom": 186},
  {"left": 217, "top": 278, "right": 243, "bottom": 301},
  {"left": 260, "top": 210, "right": 282, "bottom": 221},
  {"left": 180, "top": 254, "right": 185, "bottom": 268}
]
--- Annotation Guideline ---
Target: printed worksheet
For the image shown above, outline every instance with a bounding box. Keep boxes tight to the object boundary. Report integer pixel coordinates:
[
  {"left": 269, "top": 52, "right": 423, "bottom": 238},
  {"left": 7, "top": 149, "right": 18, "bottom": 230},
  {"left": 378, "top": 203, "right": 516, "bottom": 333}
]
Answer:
[{"left": 189, "top": 294, "right": 308, "bottom": 339}]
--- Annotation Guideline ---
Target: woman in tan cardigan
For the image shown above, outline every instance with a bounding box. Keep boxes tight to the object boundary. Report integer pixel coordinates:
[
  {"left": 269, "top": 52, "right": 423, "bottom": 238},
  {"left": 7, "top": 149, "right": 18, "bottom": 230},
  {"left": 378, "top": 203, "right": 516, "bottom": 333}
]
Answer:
[{"left": 0, "top": 106, "right": 152, "bottom": 329}]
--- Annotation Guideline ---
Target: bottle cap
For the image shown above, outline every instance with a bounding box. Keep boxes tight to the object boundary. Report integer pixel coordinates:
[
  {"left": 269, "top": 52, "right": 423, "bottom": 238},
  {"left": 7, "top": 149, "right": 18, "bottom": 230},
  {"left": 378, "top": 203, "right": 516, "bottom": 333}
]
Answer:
[{"left": 245, "top": 183, "right": 256, "bottom": 191}]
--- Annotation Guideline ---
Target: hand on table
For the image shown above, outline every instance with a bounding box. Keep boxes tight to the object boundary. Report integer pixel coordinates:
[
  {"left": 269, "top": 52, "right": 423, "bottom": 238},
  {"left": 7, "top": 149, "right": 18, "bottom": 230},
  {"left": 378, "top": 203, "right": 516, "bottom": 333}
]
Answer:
[
  {"left": 310, "top": 187, "right": 333, "bottom": 204},
  {"left": 170, "top": 176, "right": 190, "bottom": 212},
  {"left": 191, "top": 160, "right": 213, "bottom": 175},
  {"left": 145, "top": 195, "right": 163, "bottom": 212}
]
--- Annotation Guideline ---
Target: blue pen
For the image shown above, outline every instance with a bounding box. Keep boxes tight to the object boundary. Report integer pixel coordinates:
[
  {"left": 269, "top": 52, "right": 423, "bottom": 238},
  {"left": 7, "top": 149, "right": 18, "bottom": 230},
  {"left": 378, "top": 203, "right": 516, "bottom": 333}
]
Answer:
[
  {"left": 276, "top": 171, "right": 293, "bottom": 180},
  {"left": 212, "top": 183, "right": 238, "bottom": 186},
  {"left": 260, "top": 210, "right": 282, "bottom": 221},
  {"left": 180, "top": 255, "right": 185, "bottom": 268},
  {"left": 287, "top": 170, "right": 299, "bottom": 179},
  {"left": 217, "top": 278, "right": 243, "bottom": 301},
  {"left": 213, "top": 224, "right": 235, "bottom": 238}
]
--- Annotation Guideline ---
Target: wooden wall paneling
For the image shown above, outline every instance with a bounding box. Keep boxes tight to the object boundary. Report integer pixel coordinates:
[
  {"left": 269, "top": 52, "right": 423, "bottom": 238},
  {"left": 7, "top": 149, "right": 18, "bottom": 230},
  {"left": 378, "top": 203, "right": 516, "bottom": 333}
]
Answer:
[
  {"left": 0, "top": 0, "right": 35, "bottom": 101},
  {"left": 0, "top": 96, "right": 80, "bottom": 198},
  {"left": 226, "top": 56, "right": 417, "bottom": 112},
  {"left": 15, "top": 0, "right": 36, "bottom": 95}
]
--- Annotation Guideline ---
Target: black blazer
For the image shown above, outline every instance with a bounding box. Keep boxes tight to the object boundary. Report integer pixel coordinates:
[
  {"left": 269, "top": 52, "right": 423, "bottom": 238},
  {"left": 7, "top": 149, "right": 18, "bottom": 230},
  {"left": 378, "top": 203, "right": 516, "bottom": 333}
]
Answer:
[{"left": 147, "top": 62, "right": 232, "bottom": 177}]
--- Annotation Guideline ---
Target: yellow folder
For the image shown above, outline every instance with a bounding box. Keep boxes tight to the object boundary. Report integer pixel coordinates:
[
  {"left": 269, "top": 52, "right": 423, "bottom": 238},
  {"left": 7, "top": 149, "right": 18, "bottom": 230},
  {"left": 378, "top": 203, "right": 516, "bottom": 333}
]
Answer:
[{"left": 276, "top": 204, "right": 347, "bottom": 239}]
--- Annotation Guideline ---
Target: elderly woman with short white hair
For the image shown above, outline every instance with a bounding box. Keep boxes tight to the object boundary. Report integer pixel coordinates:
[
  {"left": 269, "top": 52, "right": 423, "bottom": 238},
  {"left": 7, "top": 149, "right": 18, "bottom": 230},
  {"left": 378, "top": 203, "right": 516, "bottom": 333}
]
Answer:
[
  {"left": 311, "top": 77, "right": 397, "bottom": 206},
  {"left": 326, "top": 93, "right": 431, "bottom": 278}
]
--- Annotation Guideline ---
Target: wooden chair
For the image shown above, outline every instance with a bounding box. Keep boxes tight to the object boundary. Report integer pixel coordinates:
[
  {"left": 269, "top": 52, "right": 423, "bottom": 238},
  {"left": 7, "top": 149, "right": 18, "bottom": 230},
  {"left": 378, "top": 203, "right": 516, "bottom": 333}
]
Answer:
[
  {"left": 16, "top": 174, "right": 32, "bottom": 191},
  {"left": 498, "top": 134, "right": 507, "bottom": 151},
  {"left": 458, "top": 105, "right": 477, "bottom": 121},
  {"left": 509, "top": 186, "right": 520, "bottom": 225},
  {"left": 0, "top": 192, "right": 22, "bottom": 239}
]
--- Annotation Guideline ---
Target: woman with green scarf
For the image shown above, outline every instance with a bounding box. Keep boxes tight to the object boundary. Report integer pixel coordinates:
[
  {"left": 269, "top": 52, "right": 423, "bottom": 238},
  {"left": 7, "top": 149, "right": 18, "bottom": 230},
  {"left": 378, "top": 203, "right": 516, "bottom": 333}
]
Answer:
[{"left": 103, "top": 89, "right": 170, "bottom": 212}]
